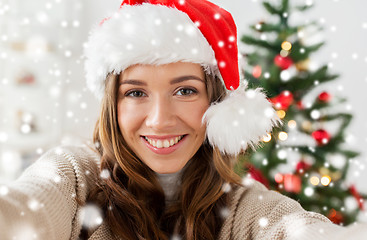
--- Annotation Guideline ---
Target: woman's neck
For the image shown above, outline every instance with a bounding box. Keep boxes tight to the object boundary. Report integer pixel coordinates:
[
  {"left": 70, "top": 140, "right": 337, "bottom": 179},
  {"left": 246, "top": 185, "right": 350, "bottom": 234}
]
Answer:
[{"left": 156, "top": 169, "right": 183, "bottom": 204}]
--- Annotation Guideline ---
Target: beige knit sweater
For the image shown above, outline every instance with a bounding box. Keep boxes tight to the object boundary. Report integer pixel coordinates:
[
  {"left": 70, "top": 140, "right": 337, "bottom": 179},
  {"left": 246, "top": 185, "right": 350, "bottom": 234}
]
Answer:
[{"left": 0, "top": 145, "right": 366, "bottom": 240}]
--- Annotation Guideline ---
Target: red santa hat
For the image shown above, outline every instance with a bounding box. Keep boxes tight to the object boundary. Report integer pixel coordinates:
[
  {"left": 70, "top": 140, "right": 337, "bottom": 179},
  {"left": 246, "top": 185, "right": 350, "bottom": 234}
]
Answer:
[{"left": 84, "top": 0, "right": 280, "bottom": 155}]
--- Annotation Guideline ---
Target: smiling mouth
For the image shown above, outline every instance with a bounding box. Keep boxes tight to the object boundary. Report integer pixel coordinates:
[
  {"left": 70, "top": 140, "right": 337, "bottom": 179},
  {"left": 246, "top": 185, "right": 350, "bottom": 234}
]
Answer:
[{"left": 143, "top": 135, "right": 186, "bottom": 148}]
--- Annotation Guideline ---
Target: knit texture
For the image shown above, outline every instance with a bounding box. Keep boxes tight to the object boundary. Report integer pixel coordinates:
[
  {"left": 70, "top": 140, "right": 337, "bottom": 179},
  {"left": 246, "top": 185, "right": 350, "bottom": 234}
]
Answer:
[{"left": 0, "top": 144, "right": 366, "bottom": 240}]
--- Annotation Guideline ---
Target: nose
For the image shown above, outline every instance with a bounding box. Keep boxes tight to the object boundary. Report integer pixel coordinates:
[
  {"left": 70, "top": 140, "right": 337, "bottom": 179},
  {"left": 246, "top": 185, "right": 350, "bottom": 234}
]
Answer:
[{"left": 145, "top": 96, "right": 176, "bottom": 130}]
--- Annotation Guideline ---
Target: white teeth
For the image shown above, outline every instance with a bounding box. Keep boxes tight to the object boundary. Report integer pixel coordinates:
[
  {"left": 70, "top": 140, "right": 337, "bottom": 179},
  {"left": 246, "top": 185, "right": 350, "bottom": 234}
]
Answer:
[
  {"left": 145, "top": 135, "right": 184, "bottom": 148},
  {"left": 163, "top": 140, "right": 170, "bottom": 148},
  {"left": 156, "top": 140, "right": 163, "bottom": 148}
]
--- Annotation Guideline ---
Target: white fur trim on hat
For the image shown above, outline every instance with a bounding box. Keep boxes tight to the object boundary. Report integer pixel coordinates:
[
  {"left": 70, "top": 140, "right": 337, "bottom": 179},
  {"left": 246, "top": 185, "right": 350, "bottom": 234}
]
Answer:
[
  {"left": 84, "top": 4, "right": 218, "bottom": 100},
  {"left": 203, "top": 83, "right": 281, "bottom": 155}
]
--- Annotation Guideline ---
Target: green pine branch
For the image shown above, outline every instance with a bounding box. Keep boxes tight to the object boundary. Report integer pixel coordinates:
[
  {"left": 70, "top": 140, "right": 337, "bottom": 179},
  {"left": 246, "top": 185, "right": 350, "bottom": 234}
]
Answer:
[
  {"left": 263, "top": 1, "right": 281, "bottom": 15},
  {"left": 241, "top": 35, "right": 280, "bottom": 52},
  {"left": 290, "top": 41, "right": 325, "bottom": 61},
  {"left": 309, "top": 97, "right": 347, "bottom": 111},
  {"left": 295, "top": 4, "right": 314, "bottom": 12},
  {"left": 281, "top": 0, "right": 290, "bottom": 13},
  {"left": 285, "top": 66, "right": 339, "bottom": 97}
]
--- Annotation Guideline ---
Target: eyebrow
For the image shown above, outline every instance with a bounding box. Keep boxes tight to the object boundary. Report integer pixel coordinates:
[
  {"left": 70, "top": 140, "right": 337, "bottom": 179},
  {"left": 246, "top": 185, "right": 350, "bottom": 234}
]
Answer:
[{"left": 119, "top": 75, "right": 205, "bottom": 86}]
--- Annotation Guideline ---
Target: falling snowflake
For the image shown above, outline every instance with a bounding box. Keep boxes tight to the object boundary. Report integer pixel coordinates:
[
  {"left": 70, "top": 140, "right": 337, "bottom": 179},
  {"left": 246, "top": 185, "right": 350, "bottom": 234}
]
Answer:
[
  {"left": 345, "top": 196, "right": 358, "bottom": 212},
  {"left": 80, "top": 204, "right": 104, "bottom": 229},
  {"left": 28, "top": 199, "right": 43, "bottom": 211},
  {"left": 66, "top": 111, "right": 74, "bottom": 118},
  {"left": 54, "top": 175, "right": 62, "bottom": 183},
  {"left": 100, "top": 169, "right": 110, "bottom": 179},
  {"left": 220, "top": 207, "right": 230, "bottom": 218},
  {"left": 259, "top": 217, "right": 268, "bottom": 227},
  {"left": 54, "top": 147, "right": 64, "bottom": 155},
  {"left": 64, "top": 50, "right": 72, "bottom": 57},
  {"left": 284, "top": 217, "right": 307, "bottom": 238},
  {"left": 170, "top": 234, "right": 182, "bottom": 240},
  {"left": 242, "top": 175, "right": 255, "bottom": 186},
  {"left": 310, "top": 110, "right": 320, "bottom": 120},
  {"left": 73, "top": 20, "right": 80, "bottom": 27},
  {"left": 60, "top": 20, "right": 68, "bottom": 28},
  {"left": 280, "top": 70, "right": 291, "bottom": 82},
  {"left": 277, "top": 149, "right": 287, "bottom": 159},
  {"left": 304, "top": 186, "right": 314, "bottom": 197},
  {"left": 222, "top": 182, "right": 232, "bottom": 193},
  {"left": 263, "top": 72, "right": 270, "bottom": 79},
  {"left": 0, "top": 185, "right": 9, "bottom": 196}
]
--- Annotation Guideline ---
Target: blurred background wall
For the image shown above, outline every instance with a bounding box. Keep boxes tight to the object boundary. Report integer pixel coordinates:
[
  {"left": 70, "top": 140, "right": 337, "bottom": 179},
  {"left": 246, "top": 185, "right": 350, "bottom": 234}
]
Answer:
[{"left": 0, "top": 0, "right": 366, "bottom": 193}]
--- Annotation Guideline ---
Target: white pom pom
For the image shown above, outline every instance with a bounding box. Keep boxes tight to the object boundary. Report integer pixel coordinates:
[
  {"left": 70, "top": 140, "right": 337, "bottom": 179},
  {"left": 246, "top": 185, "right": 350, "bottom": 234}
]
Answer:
[{"left": 203, "top": 85, "right": 281, "bottom": 155}]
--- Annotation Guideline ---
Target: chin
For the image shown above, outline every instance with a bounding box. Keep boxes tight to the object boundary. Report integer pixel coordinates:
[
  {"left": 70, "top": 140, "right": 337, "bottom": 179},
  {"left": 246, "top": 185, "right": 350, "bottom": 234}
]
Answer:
[{"left": 149, "top": 161, "right": 187, "bottom": 174}]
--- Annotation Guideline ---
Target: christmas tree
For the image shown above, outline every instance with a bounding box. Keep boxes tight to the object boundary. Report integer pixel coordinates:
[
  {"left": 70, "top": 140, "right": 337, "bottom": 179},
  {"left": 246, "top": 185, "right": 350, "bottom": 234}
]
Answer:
[{"left": 236, "top": 0, "right": 366, "bottom": 225}]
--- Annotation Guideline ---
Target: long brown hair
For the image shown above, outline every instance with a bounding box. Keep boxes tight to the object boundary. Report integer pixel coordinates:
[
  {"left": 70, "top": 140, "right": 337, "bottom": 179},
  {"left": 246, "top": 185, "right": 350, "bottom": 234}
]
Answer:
[{"left": 86, "top": 68, "right": 242, "bottom": 239}]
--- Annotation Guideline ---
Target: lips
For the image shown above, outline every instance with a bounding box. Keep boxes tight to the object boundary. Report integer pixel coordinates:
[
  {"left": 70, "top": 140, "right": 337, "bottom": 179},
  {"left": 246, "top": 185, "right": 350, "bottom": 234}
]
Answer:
[
  {"left": 143, "top": 135, "right": 184, "bottom": 148},
  {"left": 140, "top": 134, "right": 187, "bottom": 155}
]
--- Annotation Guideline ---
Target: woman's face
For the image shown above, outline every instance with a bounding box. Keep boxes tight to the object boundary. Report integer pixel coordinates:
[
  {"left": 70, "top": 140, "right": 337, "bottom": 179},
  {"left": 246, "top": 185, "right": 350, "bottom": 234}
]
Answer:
[{"left": 117, "top": 62, "right": 209, "bottom": 174}]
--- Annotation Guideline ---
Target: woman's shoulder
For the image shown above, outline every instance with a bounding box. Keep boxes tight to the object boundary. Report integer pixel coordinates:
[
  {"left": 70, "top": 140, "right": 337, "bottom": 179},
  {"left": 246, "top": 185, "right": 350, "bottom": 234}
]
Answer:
[
  {"left": 0, "top": 144, "right": 103, "bottom": 240},
  {"left": 226, "top": 178, "right": 305, "bottom": 225},
  {"left": 229, "top": 178, "right": 293, "bottom": 209},
  {"left": 19, "top": 143, "right": 102, "bottom": 197},
  {"left": 40, "top": 143, "right": 101, "bottom": 165},
  {"left": 31, "top": 143, "right": 102, "bottom": 179},
  {"left": 219, "top": 179, "right": 331, "bottom": 239}
]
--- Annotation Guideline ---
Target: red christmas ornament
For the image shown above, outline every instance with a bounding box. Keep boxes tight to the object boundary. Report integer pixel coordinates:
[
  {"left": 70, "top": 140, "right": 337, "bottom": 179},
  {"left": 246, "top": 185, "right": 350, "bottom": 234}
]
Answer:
[
  {"left": 283, "top": 174, "right": 302, "bottom": 193},
  {"left": 318, "top": 91, "right": 332, "bottom": 102},
  {"left": 349, "top": 185, "right": 365, "bottom": 211},
  {"left": 296, "top": 161, "right": 311, "bottom": 174},
  {"left": 311, "top": 129, "right": 331, "bottom": 145},
  {"left": 246, "top": 164, "right": 270, "bottom": 189},
  {"left": 296, "top": 100, "right": 304, "bottom": 110},
  {"left": 327, "top": 209, "right": 344, "bottom": 225},
  {"left": 252, "top": 65, "right": 262, "bottom": 78},
  {"left": 274, "top": 54, "right": 293, "bottom": 70},
  {"left": 270, "top": 90, "right": 294, "bottom": 110}
]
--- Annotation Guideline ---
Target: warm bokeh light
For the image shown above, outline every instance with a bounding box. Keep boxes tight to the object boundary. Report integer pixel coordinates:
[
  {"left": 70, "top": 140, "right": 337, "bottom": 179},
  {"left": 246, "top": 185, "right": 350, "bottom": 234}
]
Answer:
[
  {"left": 281, "top": 41, "right": 292, "bottom": 51},
  {"left": 278, "top": 131, "right": 288, "bottom": 141},
  {"left": 310, "top": 176, "right": 320, "bottom": 185},
  {"left": 321, "top": 175, "right": 331, "bottom": 186},
  {"left": 263, "top": 133, "right": 272, "bottom": 142},
  {"left": 288, "top": 120, "right": 297, "bottom": 129},
  {"left": 276, "top": 110, "right": 286, "bottom": 119},
  {"left": 280, "top": 49, "right": 289, "bottom": 57}
]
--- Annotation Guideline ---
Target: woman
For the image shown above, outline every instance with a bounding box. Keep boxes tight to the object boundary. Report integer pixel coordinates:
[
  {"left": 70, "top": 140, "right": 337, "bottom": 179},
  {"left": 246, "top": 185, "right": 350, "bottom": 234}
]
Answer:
[{"left": 0, "top": 0, "right": 366, "bottom": 239}]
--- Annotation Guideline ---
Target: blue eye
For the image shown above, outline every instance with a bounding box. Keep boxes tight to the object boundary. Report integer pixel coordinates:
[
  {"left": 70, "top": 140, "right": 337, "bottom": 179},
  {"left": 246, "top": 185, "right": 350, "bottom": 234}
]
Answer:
[
  {"left": 126, "top": 90, "right": 146, "bottom": 98},
  {"left": 176, "top": 88, "right": 197, "bottom": 96}
]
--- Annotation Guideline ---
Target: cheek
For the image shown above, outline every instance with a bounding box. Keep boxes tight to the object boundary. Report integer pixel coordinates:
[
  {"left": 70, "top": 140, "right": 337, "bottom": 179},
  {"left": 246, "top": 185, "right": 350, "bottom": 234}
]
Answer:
[
  {"left": 178, "top": 100, "right": 209, "bottom": 134},
  {"left": 117, "top": 102, "right": 144, "bottom": 137}
]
